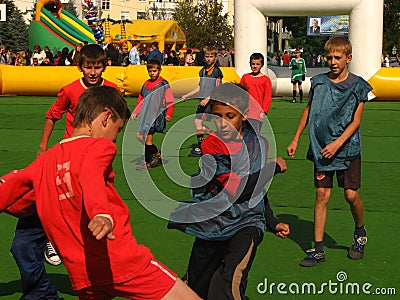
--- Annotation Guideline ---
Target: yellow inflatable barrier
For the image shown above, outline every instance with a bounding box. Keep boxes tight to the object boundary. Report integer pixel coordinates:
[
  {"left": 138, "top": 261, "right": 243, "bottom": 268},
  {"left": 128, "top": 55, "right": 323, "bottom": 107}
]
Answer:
[
  {"left": 0, "top": 65, "right": 241, "bottom": 97},
  {"left": 368, "top": 68, "right": 400, "bottom": 101}
]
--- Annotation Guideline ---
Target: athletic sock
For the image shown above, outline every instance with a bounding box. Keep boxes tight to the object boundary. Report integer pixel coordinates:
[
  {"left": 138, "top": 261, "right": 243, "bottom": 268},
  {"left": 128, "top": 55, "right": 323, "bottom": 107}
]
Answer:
[
  {"left": 144, "top": 144, "right": 152, "bottom": 164},
  {"left": 314, "top": 241, "right": 324, "bottom": 253},
  {"left": 145, "top": 144, "right": 158, "bottom": 164},
  {"left": 354, "top": 225, "right": 366, "bottom": 237},
  {"left": 292, "top": 90, "right": 297, "bottom": 99},
  {"left": 299, "top": 89, "right": 303, "bottom": 100}
]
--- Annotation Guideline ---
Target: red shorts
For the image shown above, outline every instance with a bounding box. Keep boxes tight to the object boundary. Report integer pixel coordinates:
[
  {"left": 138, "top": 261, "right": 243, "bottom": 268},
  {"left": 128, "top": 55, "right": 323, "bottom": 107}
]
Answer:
[{"left": 76, "top": 259, "right": 177, "bottom": 300}]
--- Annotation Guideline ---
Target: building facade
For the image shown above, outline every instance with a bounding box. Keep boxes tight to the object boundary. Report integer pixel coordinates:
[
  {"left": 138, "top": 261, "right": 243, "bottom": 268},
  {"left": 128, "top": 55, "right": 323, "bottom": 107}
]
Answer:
[{"left": 13, "top": 0, "right": 234, "bottom": 24}]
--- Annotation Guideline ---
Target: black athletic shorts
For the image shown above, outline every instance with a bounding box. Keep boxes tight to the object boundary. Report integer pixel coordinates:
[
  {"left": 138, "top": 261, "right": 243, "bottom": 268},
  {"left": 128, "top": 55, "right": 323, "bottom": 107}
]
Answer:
[{"left": 314, "top": 157, "right": 361, "bottom": 189}]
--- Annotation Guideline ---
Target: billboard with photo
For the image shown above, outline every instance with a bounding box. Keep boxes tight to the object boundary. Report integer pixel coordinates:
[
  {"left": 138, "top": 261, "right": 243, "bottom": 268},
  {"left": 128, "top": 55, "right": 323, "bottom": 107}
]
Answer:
[{"left": 307, "top": 16, "right": 349, "bottom": 36}]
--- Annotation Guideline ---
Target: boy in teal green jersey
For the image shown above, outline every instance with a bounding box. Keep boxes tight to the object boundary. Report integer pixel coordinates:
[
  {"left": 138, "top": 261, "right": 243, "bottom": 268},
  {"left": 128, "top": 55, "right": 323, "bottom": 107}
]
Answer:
[{"left": 289, "top": 49, "right": 307, "bottom": 103}]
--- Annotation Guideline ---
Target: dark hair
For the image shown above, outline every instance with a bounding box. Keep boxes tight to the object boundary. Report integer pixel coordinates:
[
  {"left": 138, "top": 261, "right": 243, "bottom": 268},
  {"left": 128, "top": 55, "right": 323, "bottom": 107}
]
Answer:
[
  {"left": 147, "top": 58, "right": 161, "bottom": 70},
  {"left": 78, "top": 44, "right": 107, "bottom": 67},
  {"left": 74, "top": 86, "right": 130, "bottom": 128},
  {"left": 152, "top": 42, "right": 159, "bottom": 48},
  {"left": 205, "top": 46, "right": 218, "bottom": 56},
  {"left": 250, "top": 52, "right": 264, "bottom": 65},
  {"left": 210, "top": 83, "right": 249, "bottom": 114}
]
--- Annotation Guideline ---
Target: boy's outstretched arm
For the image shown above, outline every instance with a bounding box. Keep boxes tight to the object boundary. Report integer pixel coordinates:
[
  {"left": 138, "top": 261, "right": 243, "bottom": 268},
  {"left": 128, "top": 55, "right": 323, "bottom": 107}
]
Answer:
[
  {"left": 275, "top": 223, "right": 290, "bottom": 238},
  {"left": 182, "top": 86, "right": 200, "bottom": 101},
  {"left": 320, "top": 102, "right": 365, "bottom": 159},
  {"left": 264, "top": 195, "right": 290, "bottom": 238},
  {"left": 37, "top": 119, "right": 56, "bottom": 157},
  {"left": 287, "top": 102, "right": 311, "bottom": 157},
  {"left": 88, "top": 215, "right": 115, "bottom": 240}
]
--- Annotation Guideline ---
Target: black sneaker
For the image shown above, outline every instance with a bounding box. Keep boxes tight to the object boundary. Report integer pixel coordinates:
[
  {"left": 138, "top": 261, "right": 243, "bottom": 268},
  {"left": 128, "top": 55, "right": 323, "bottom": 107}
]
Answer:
[
  {"left": 148, "top": 152, "right": 160, "bottom": 168},
  {"left": 299, "top": 98, "right": 303, "bottom": 103},
  {"left": 188, "top": 147, "right": 202, "bottom": 157},
  {"left": 348, "top": 235, "right": 367, "bottom": 260},
  {"left": 44, "top": 242, "right": 62, "bottom": 266},
  {"left": 299, "top": 249, "right": 325, "bottom": 267},
  {"left": 292, "top": 98, "right": 296, "bottom": 103}
]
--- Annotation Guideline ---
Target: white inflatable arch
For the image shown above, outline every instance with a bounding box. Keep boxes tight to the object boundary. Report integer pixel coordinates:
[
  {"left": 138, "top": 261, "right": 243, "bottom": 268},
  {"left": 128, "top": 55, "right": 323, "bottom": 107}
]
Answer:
[{"left": 234, "top": 0, "right": 384, "bottom": 98}]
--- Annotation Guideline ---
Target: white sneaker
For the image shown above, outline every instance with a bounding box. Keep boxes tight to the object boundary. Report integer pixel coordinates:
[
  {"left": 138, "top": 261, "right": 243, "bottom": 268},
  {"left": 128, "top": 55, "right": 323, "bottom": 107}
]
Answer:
[{"left": 44, "top": 242, "right": 62, "bottom": 266}]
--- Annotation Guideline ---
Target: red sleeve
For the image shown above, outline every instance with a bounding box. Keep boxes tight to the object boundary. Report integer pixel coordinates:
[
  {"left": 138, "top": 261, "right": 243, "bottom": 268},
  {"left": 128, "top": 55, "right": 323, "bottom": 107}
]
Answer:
[
  {"left": 240, "top": 74, "right": 248, "bottom": 90},
  {"left": 133, "top": 93, "right": 144, "bottom": 114},
  {"left": 262, "top": 76, "right": 272, "bottom": 113},
  {"left": 46, "top": 87, "right": 69, "bottom": 121},
  {"left": 79, "top": 139, "right": 117, "bottom": 219},
  {"left": 0, "top": 166, "right": 37, "bottom": 214},
  {"left": 164, "top": 87, "right": 175, "bottom": 117}
]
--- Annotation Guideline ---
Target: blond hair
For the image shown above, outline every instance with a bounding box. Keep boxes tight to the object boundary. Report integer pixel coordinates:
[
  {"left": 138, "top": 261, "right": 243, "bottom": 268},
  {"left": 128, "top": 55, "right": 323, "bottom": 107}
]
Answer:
[{"left": 324, "top": 37, "right": 352, "bottom": 55}]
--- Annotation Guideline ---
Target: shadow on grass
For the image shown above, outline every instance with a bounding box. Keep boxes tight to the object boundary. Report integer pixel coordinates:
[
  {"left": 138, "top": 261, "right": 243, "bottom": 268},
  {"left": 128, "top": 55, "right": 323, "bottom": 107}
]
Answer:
[
  {"left": 0, "top": 280, "right": 21, "bottom": 297},
  {"left": 277, "top": 214, "right": 348, "bottom": 252},
  {"left": 0, "top": 274, "right": 75, "bottom": 298},
  {"left": 49, "top": 273, "right": 76, "bottom": 296}
]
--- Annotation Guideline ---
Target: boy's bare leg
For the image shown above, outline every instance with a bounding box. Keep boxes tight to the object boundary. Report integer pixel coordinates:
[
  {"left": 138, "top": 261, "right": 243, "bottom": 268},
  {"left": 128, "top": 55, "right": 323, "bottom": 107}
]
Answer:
[
  {"left": 345, "top": 188, "right": 367, "bottom": 259},
  {"left": 145, "top": 133, "right": 154, "bottom": 146},
  {"left": 314, "top": 187, "right": 331, "bottom": 242},
  {"left": 136, "top": 132, "right": 145, "bottom": 144},
  {"left": 162, "top": 278, "right": 202, "bottom": 300},
  {"left": 344, "top": 189, "right": 364, "bottom": 227},
  {"left": 194, "top": 119, "right": 204, "bottom": 134}
]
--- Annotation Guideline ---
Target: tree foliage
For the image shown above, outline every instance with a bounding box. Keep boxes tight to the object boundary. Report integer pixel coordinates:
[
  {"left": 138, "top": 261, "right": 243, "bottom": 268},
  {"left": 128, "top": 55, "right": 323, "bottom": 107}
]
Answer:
[
  {"left": 173, "top": 0, "right": 233, "bottom": 49},
  {"left": 383, "top": 0, "right": 400, "bottom": 55},
  {"left": 64, "top": 0, "right": 78, "bottom": 18},
  {"left": 0, "top": 0, "right": 29, "bottom": 51}
]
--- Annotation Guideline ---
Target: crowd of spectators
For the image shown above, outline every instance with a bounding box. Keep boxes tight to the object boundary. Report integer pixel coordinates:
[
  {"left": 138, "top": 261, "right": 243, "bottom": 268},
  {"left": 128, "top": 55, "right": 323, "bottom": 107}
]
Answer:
[
  {"left": 4, "top": 42, "right": 400, "bottom": 69},
  {"left": 1, "top": 41, "right": 236, "bottom": 67}
]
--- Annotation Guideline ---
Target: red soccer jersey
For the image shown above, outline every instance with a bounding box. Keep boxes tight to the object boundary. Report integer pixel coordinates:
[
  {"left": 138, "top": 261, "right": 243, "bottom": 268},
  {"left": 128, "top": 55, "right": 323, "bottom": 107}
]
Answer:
[
  {"left": 46, "top": 79, "right": 119, "bottom": 138},
  {"left": 0, "top": 136, "right": 156, "bottom": 290},
  {"left": 201, "top": 133, "right": 244, "bottom": 198},
  {"left": 240, "top": 73, "right": 272, "bottom": 119},
  {"left": 133, "top": 76, "right": 175, "bottom": 117}
]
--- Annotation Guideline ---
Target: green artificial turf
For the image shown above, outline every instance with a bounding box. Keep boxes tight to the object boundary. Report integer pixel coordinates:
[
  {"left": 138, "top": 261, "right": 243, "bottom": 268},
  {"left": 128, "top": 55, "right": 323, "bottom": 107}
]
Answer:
[{"left": 0, "top": 96, "right": 399, "bottom": 299}]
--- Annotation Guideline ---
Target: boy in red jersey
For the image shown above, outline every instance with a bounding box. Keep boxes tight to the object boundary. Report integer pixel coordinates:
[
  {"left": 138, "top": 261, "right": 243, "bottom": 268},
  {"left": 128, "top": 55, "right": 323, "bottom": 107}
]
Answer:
[
  {"left": 132, "top": 59, "right": 175, "bottom": 170},
  {"left": 36, "top": 43, "right": 119, "bottom": 266},
  {"left": 0, "top": 86, "right": 201, "bottom": 300},
  {"left": 5, "top": 44, "right": 119, "bottom": 299},
  {"left": 37, "top": 44, "right": 119, "bottom": 156},
  {"left": 240, "top": 52, "right": 272, "bottom": 133}
]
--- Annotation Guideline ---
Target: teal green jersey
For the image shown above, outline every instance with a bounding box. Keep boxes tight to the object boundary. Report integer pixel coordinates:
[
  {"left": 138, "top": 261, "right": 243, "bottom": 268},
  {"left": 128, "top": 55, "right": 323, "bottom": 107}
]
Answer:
[{"left": 289, "top": 58, "right": 306, "bottom": 80}]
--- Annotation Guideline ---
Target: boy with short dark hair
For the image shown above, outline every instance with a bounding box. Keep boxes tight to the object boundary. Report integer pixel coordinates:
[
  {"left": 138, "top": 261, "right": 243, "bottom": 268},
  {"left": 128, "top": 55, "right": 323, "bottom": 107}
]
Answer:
[
  {"left": 169, "top": 83, "right": 288, "bottom": 299},
  {"left": 6, "top": 44, "right": 119, "bottom": 299},
  {"left": 0, "top": 86, "right": 201, "bottom": 300},
  {"left": 132, "top": 59, "right": 175, "bottom": 170},
  {"left": 289, "top": 49, "right": 306, "bottom": 103},
  {"left": 182, "top": 46, "right": 223, "bottom": 156},
  {"left": 287, "top": 37, "right": 372, "bottom": 267},
  {"left": 240, "top": 52, "right": 273, "bottom": 133}
]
